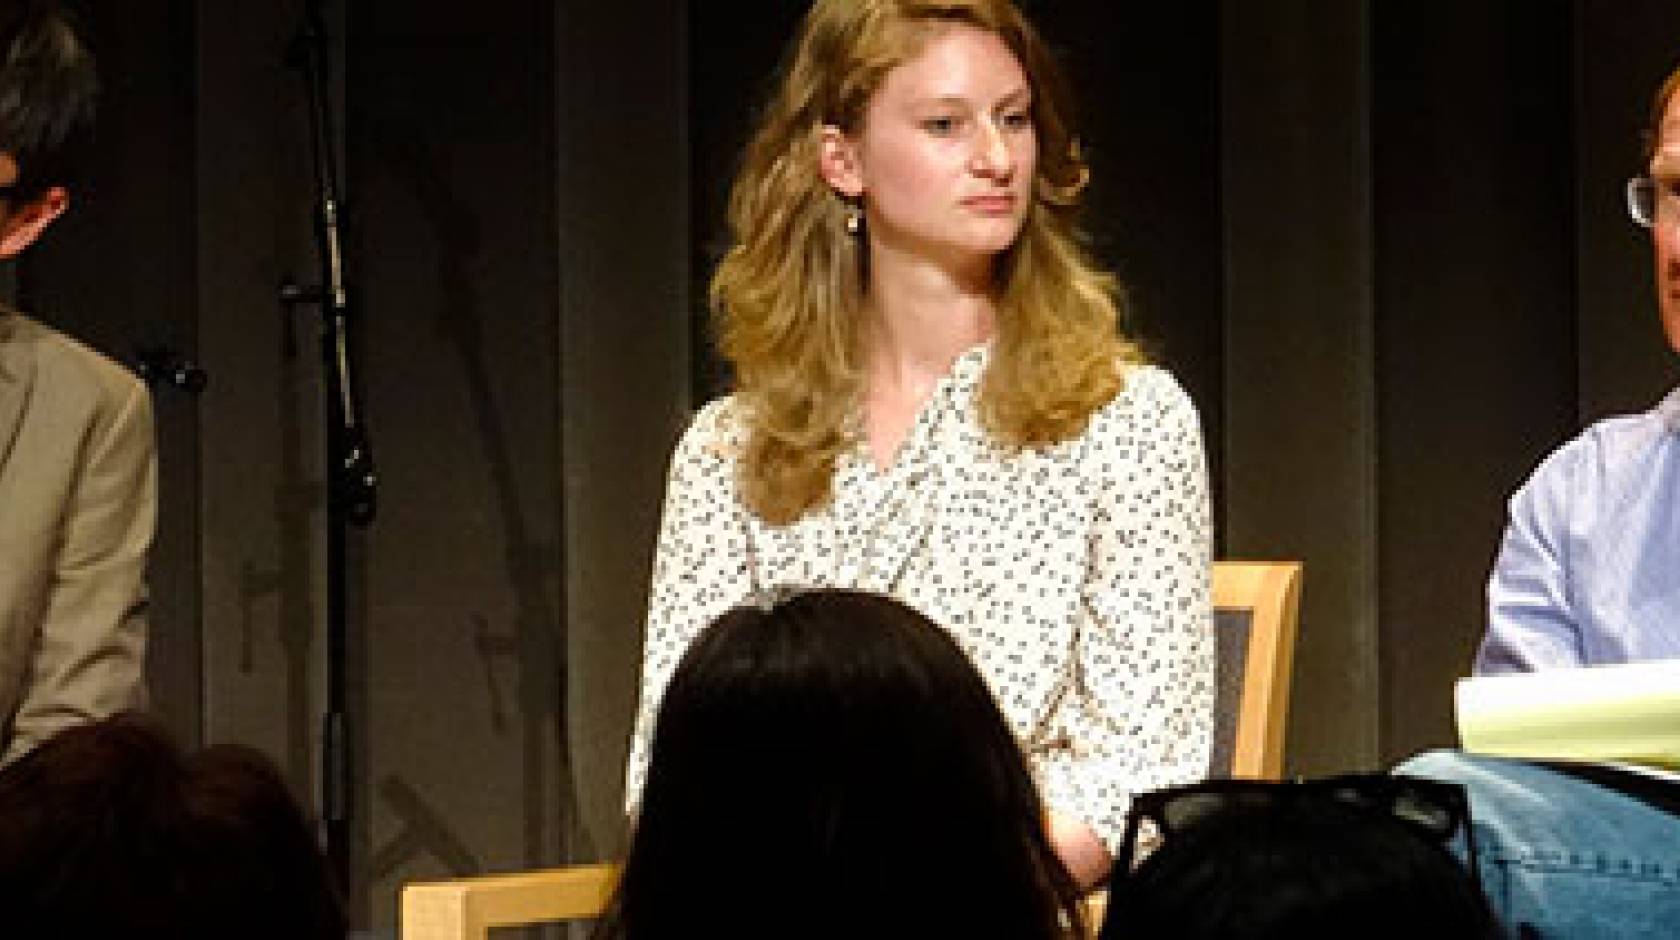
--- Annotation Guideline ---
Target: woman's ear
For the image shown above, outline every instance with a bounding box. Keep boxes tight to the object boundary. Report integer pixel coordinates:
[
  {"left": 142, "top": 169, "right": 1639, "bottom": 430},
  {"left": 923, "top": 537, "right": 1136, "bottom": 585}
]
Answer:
[{"left": 818, "top": 124, "right": 863, "bottom": 198}]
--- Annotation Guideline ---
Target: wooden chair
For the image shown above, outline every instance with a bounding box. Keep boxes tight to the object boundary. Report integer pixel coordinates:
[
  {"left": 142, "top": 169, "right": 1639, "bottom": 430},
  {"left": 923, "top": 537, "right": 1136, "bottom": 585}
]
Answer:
[
  {"left": 1209, "top": 559, "right": 1303, "bottom": 779},
  {"left": 401, "top": 862, "right": 618, "bottom": 939}
]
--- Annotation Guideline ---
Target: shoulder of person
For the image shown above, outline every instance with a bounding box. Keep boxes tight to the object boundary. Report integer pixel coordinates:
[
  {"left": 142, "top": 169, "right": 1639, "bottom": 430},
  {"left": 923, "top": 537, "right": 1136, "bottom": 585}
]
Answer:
[
  {"left": 673, "top": 393, "right": 747, "bottom": 465},
  {"left": 1085, "top": 362, "right": 1201, "bottom": 438},
  {"left": 1536, "top": 391, "right": 1676, "bottom": 479},
  {"left": 1510, "top": 393, "right": 1675, "bottom": 515},
  {"left": 1584, "top": 390, "right": 1677, "bottom": 445},
  {"left": 1, "top": 310, "right": 145, "bottom": 414},
  {"left": 1044, "top": 362, "right": 1204, "bottom": 482}
]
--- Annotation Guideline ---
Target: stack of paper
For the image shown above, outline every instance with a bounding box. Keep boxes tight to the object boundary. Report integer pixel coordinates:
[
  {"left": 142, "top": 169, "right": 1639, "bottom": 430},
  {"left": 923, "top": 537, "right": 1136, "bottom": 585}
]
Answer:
[{"left": 1454, "top": 659, "right": 1680, "bottom": 770}]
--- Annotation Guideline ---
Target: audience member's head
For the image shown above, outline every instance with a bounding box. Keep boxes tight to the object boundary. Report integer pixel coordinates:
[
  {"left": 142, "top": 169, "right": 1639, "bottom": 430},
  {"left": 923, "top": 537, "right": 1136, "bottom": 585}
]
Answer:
[
  {"left": 0, "top": 0, "right": 95, "bottom": 257},
  {"left": 0, "top": 0, "right": 95, "bottom": 196},
  {"left": 603, "top": 587, "right": 1084, "bottom": 939},
  {"left": 1100, "top": 774, "right": 1501, "bottom": 940},
  {"left": 0, "top": 712, "right": 345, "bottom": 939}
]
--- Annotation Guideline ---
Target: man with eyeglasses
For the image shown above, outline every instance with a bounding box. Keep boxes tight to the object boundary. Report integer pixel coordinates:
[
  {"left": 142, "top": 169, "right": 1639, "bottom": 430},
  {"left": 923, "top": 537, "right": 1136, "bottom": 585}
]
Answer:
[
  {"left": 0, "top": 2, "right": 152, "bottom": 766},
  {"left": 1478, "top": 68, "right": 1680, "bottom": 673},
  {"left": 1401, "top": 64, "right": 1680, "bottom": 939}
]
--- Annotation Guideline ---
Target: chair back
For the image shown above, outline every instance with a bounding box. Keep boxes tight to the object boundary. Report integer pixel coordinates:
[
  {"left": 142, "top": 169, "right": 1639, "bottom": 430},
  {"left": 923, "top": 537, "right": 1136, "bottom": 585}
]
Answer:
[
  {"left": 1208, "top": 560, "right": 1303, "bottom": 779},
  {"left": 400, "top": 862, "right": 618, "bottom": 940}
]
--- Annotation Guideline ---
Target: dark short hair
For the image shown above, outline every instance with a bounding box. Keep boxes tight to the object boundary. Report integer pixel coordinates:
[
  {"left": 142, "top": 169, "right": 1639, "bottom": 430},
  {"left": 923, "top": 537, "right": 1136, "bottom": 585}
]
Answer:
[
  {"left": 0, "top": 0, "right": 95, "bottom": 202},
  {"left": 1105, "top": 793, "right": 1501, "bottom": 939},
  {"left": 0, "top": 713, "right": 345, "bottom": 939},
  {"left": 602, "top": 588, "right": 1085, "bottom": 939}
]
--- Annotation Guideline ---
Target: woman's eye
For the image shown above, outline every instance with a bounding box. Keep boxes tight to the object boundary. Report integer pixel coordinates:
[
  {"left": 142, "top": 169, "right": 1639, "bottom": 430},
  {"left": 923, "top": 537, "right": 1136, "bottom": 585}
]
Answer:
[
  {"left": 1002, "top": 110, "right": 1032, "bottom": 130},
  {"left": 922, "top": 116, "right": 960, "bottom": 135}
]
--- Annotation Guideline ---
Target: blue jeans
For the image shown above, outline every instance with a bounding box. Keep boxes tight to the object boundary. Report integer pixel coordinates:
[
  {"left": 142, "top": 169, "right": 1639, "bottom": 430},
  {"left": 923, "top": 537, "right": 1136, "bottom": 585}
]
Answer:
[{"left": 1397, "top": 750, "right": 1680, "bottom": 938}]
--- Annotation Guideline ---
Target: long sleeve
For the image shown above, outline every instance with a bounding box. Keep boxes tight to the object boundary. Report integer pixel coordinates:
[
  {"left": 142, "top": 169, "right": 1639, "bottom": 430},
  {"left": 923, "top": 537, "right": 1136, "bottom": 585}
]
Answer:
[
  {"left": 6, "top": 373, "right": 153, "bottom": 766},
  {"left": 623, "top": 398, "right": 756, "bottom": 813},
  {"left": 1034, "top": 367, "right": 1215, "bottom": 853},
  {"left": 1478, "top": 438, "right": 1589, "bottom": 673}
]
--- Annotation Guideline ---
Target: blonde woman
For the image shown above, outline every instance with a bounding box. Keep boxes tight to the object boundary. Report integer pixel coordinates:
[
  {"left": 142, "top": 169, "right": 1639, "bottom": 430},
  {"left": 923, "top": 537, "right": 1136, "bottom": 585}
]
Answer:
[{"left": 628, "top": 0, "right": 1213, "bottom": 888}]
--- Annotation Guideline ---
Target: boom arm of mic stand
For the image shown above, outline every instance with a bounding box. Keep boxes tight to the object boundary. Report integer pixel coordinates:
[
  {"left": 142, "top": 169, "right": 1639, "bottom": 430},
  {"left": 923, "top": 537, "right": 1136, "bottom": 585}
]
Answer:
[
  {"left": 325, "top": 295, "right": 377, "bottom": 526},
  {"left": 284, "top": 1, "right": 377, "bottom": 529}
]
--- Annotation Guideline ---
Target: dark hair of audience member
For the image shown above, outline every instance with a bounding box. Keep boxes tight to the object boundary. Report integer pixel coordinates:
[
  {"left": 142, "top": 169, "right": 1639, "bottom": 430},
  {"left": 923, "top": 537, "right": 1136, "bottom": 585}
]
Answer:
[
  {"left": 0, "top": 712, "right": 345, "bottom": 939},
  {"left": 0, "top": 0, "right": 97, "bottom": 201},
  {"left": 1101, "top": 794, "right": 1502, "bottom": 940},
  {"left": 600, "top": 588, "right": 1086, "bottom": 939}
]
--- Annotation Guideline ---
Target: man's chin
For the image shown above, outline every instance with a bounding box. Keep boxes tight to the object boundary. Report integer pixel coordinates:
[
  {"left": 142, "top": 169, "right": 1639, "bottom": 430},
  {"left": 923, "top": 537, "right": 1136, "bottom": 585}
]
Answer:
[{"left": 1662, "top": 305, "right": 1680, "bottom": 356}]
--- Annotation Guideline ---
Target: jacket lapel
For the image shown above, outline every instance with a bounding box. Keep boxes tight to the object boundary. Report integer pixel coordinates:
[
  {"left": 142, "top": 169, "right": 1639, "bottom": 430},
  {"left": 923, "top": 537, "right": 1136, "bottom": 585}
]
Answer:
[{"left": 0, "top": 313, "right": 36, "bottom": 472}]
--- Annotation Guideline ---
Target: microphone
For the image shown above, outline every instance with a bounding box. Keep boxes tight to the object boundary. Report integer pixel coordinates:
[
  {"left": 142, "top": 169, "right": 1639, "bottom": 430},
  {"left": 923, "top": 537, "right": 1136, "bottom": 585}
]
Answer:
[{"left": 132, "top": 345, "right": 208, "bottom": 396}]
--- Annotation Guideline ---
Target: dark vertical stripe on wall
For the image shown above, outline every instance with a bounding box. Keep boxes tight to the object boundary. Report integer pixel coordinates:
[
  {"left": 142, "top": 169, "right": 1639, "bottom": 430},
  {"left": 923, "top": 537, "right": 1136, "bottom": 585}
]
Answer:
[
  {"left": 688, "top": 6, "right": 803, "bottom": 403},
  {"left": 1221, "top": 0, "right": 1378, "bottom": 776},
  {"left": 1030, "top": 1, "right": 1225, "bottom": 541},
  {"left": 555, "top": 0, "right": 691, "bottom": 868},
  {"left": 348, "top": 0, "right": 566, "bottom": 928},
  {"left": 1574, "top": 1, "right": 1680, "bottom": 420},
  {"left": 195, "top": 0, "right": 328, "bottom": 831},
  {"left": 1372, "top": 2, "right": 1578, "bottom": 764}
]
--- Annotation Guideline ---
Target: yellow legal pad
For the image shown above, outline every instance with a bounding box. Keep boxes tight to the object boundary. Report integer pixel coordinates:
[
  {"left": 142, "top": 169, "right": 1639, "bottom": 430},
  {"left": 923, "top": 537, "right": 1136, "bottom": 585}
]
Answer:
[{"left": 1455, "top": 659, "right": 1680, "bottom": 771}]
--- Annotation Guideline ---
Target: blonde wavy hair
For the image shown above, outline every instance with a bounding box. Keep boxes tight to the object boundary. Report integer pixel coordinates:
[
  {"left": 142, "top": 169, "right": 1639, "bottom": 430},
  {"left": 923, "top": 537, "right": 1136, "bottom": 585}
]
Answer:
[{"left": 713, "top": 0, "right": 1141, "bottom": 525}]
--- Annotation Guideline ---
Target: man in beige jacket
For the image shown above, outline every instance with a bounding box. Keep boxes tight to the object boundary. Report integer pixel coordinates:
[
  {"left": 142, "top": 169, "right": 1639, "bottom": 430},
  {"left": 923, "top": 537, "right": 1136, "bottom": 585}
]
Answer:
[{"left": 0, "top": 2, "right": 152, "bottom": 766}]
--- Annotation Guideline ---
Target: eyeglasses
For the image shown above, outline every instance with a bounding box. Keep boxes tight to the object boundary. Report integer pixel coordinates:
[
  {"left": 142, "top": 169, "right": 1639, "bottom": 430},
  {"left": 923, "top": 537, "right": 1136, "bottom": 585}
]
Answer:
[
  {"left": 1110, "top": 772, "right": 1480, "bottom": 887},
  {"left": 1627, "top": 175, "right": 1680, "bottom": 228}
]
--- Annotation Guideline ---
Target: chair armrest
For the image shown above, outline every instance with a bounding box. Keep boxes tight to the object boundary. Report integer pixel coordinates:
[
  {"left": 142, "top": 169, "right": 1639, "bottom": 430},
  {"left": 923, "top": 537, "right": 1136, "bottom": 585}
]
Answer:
[{"left": 401, "top": 862, "right": 620, "bottom": 939}]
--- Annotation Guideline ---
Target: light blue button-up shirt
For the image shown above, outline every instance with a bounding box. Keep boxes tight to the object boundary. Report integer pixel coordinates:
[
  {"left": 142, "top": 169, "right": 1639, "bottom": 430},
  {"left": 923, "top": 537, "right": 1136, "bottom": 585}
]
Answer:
[{"left": 1478, "top": 386, "right": 1680, "bottom": 673}]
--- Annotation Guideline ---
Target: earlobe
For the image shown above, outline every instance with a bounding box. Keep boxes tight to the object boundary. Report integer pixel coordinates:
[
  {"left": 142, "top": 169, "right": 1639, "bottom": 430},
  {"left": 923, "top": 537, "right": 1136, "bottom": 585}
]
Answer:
[
  {"left": 818, "top": 124, "right": 863, "bottom": 199},
  {"left": 0, "top": 186, "right": 68, "bottom": 258}
]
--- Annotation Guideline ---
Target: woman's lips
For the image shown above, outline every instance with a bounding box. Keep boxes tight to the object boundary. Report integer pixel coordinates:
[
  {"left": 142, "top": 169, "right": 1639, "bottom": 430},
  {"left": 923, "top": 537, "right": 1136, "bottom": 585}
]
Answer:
[{"left": 962, "top": 194, "right": 1017, "bottom": 214}]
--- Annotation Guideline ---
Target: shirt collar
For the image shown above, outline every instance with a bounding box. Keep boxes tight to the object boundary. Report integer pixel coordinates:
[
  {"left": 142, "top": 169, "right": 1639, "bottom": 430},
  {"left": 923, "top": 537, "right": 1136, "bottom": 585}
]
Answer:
[
  {"left": 1658, "top": 384, "right": 1680, "bottom": 434},
  {"left": 842, "top": 341, "right": 992, "bottom": 475},
  {"left": 948, "top": 340, "right": 991, "bottom": 388}
]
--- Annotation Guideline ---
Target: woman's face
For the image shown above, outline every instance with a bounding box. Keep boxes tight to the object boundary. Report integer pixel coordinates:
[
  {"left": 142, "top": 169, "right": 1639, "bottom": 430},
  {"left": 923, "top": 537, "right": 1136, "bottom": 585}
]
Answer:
[{"left": 829, "top": 23, "right": 1037, "bottom": 265}]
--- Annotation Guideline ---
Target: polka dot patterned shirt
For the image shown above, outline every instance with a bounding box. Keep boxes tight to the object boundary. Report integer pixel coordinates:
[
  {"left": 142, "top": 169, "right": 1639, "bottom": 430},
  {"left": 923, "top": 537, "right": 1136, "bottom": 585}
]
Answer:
[{"left": 625, "top": 344, "right": 1214, "bottom": 852}]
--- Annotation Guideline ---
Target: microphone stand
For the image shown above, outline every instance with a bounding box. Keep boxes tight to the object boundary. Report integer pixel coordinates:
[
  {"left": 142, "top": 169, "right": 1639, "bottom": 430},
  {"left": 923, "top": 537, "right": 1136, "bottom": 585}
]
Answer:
[{"left": 278, "top": 0, "right": 377, "bottom": 896}]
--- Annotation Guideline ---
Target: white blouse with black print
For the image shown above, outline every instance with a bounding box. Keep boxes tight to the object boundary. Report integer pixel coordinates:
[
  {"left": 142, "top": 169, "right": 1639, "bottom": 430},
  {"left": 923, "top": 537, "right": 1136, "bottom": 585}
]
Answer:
[{"left": 625, "top": 344, "right": 1214, "bottom": 853}]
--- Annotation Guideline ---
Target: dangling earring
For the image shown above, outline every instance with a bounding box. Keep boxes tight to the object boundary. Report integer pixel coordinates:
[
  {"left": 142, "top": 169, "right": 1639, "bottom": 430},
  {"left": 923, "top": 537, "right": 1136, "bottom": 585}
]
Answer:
[{"left": 844, "top": 202, "right": 862, "bottom": 237}]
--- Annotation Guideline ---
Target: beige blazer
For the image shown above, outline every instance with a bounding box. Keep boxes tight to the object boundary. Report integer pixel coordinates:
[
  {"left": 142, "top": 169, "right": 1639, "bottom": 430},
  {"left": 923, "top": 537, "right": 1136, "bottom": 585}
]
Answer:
[{"left": 0, "top": 310, "right": 152, "bottom": 766}]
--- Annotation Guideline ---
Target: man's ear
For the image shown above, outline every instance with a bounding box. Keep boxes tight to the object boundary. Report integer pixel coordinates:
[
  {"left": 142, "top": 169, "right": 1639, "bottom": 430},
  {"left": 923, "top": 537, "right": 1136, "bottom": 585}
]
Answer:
[
  {"left": 0, "top": 186, "right": 68, "bottom": 258},
  {"left": 818, "top": 124, "right": 863, "bottom": 199}
]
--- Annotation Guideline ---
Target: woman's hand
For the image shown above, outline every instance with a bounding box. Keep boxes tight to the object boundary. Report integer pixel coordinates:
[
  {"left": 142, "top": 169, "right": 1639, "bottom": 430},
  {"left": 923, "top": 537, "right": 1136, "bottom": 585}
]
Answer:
[{"left": 1047, "top": 808, "right": 1112, "bottom": 891}]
